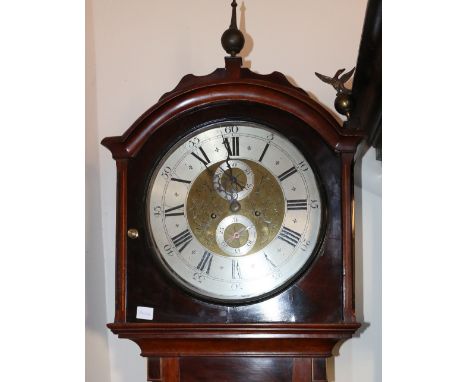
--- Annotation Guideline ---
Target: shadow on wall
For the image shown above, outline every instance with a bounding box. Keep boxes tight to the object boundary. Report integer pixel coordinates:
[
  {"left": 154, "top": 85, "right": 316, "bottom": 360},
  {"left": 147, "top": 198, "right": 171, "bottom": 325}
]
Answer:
[
  {"left": 86, "top": 0, "right": 112, "bottom": 379},
  {"left": 86, "top": 328, "right": 112, "bottom": 382},
  {"left": 239, "top": 1, "right": 254, "bottom": 68},
  {"left": 85, "top": 159, "right": 112, "bottom": 382},
  {"left": 355, "top": 146, "right": 382, "bottom": 382}
]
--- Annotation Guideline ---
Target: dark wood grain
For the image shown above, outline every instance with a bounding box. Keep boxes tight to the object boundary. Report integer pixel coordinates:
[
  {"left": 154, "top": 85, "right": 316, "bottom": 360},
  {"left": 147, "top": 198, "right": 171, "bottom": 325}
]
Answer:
[
  {"left": 291, "top": 358, "right": 328, "bottom": 382},
  {"left": 312, "top": 358, "right": 327, "bottom": 381},
  {"left": 348, "top": 0, "right": 382, "bottom": 159},
  {"left": 147, "top": 358, "right": 161, "bottom": 381},
  {"left": 114, "top": 159, "right": 128, "bottom": 322},
  {"left": 341, "top": 152, "right": 356, "bottom": 321},
  {"left": 161, "top": 358, "right": 180, "bottom": 382},
  {"left": 180, "top": 357, "right": 292, "bottom": 382},
  {"left": 108, "top": 323, "right": 359, "bottom": 358},
  {"left": 292, "top": 358, "right": 312, "bottom": 381}
]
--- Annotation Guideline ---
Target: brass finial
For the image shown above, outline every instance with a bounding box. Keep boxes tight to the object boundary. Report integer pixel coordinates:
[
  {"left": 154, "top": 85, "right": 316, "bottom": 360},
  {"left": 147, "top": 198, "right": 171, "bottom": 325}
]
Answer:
[
  {"left": 229, "top": 0, "right": 239, "bottom": 29},
  {"left": 221, "top": 0, "right": 245, "bottom": 57}
]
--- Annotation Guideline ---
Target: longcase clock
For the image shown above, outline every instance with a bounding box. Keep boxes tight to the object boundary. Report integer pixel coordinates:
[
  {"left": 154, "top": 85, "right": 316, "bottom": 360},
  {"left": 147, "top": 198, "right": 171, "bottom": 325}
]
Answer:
[{"left": 102, "top": 2, "right": 365, "bottom": 381}]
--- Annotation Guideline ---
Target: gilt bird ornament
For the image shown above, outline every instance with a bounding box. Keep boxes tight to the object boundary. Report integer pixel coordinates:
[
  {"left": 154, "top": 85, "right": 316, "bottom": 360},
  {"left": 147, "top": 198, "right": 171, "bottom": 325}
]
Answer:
[
  {"left": 315, "top": 68, "right": 355, "bottom": 95},
  {"left": 315, "top": 68, "right": 355, "bottom": 122}
]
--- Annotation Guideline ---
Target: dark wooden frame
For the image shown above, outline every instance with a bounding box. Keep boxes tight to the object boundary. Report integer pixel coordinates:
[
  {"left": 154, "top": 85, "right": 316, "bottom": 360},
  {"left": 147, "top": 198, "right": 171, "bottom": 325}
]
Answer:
[
  {"left": 349, "top": 0, "right": 382, "bottom": 159},
  {"left": 102, "top": 57, "right": 365, "bottom": 381}
]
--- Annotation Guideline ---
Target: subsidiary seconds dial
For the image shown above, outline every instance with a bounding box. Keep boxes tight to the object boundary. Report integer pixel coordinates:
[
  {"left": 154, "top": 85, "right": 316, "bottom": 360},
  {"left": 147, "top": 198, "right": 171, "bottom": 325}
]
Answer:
[{"left": 147, "top": 122, "right": 323, "bottom": 302}]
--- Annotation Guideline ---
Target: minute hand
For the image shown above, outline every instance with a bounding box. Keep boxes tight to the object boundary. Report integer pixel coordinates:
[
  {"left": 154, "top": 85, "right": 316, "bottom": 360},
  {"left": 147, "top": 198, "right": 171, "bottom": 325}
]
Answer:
[
  {"left": 222, "top": 145, "right": 245, "bottom": 191},
  {"left": 224, "top": 161, "right": 245, "bottom": 191}
]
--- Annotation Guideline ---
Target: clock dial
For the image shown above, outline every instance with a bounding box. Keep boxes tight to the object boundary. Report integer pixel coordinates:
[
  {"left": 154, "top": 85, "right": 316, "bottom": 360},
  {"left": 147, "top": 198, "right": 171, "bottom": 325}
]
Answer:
[
  {"left": 213, "top": 160, "right": 254, "bottom": 201},
  {"left": 215, "top": 214, "right": 258, "bottom": 257},
  {"left": 147, "top": 122, "right": 323, "bottom": 302}
]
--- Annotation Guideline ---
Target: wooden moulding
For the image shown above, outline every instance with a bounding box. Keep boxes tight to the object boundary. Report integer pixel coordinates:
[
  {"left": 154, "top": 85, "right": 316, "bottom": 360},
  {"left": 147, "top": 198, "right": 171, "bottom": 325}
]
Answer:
[
  {"left": 341, "top": 152, "right": 356, "bottom": 321},
  {"left": 102, "top": 58, "right": 364, "bottom": 160},
  {"left": 107, "top": 322, "right": 361, "bottom": 358},
  {"left": 292, "top": 358, "right": 327, "bottom": 382},
  {"left": 114, "top": 159, "right": 128, "bottom": 322},
  {"left": 348, "top": 0, "right": 382, "bottom": 156}
]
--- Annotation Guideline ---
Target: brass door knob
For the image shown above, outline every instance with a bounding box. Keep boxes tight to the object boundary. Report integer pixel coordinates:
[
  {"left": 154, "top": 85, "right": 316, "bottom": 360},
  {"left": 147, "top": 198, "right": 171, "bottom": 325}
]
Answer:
[{"left": 127, "top": 228, "right": 139, "bottom": 239}]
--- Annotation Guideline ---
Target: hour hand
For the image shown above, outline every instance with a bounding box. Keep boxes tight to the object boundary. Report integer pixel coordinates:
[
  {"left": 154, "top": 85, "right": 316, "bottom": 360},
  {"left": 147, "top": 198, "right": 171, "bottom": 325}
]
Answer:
[
  {"left": 225, "top": 157, "right": 233, "bottom": 176},
  {"left": 222, "top": 140, "right": 235, "bottom": 174}
]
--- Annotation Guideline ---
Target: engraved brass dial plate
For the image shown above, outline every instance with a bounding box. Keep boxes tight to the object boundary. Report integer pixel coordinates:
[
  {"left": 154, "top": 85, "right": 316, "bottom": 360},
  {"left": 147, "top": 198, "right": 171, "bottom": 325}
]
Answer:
[{"left": 186, "top": 160, "right": 284, "bottom": 257}]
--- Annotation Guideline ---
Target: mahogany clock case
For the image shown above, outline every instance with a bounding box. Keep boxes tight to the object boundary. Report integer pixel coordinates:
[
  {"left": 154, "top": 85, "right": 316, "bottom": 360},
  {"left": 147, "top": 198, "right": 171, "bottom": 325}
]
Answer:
[
  {"left": 122, "top": 100, "right": 343, "bottom": 324},
  {"left": 102, "top": 61, "right": 363, "bottom": 378}
]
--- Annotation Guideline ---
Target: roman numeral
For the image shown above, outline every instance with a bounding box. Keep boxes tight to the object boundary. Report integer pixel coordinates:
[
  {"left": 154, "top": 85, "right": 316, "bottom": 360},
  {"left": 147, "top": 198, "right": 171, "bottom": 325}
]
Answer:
[
  {"left": 196, "top": 251, "right": 213, "bottom": 274},
  {"left": 278, "top": 166, "right": 298, "bottom": 182},
  {"left": 170, "top": 177, "right": 191, "bottom": 184},
  {"left": 287, "top": 199, "right": 308, "bottom": 210},
  {"left": 232, "top": 259, "right": 242, "bottom": 279},
  {"left": 223, "top": 137, "right": 240, "bottom": 156},
  {"left": 258, "top": 143, "right": 270, "bottom": 162},
  {"left": 191, "top": 147, "right": 210, "bottom": 166},
  {"left": 164, "top": 204, "right": 184, "bottom": 217},
  {"left": 171, "top": 229, "right": 193, "bottom": 253},
  {"left": 278, "top": 226, "right": 301, "bottom": 247}
]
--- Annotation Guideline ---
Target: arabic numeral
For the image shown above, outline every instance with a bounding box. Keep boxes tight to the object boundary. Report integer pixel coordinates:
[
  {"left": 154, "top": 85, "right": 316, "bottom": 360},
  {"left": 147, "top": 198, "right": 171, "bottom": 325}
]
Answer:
[
  {"left": 153, "top": 206, "right": 162, "bottom": 216},
  {"left": 298, "top": 161, "right": 308, "bottom": 171},
  {"left": 163, "top": 244, "right": 175, "bottom": 256},
  {"left": 224, "top": 125, "right": 239, "bottom": 134},
  {"left": 272, "top": 270, "right": 282, "bottom": 280},
  {"left": 186, "top": 137, "right": 200, "bottom": 149},
  {"left": 301, "top": 239, "right": 311, "bottom": 251},
  {"left": 266, "top": 133, "right": 275, "bottom": 141},
  {"left": 310, "top": 200, "right": 319, "bottom": 209},
  {"left": 161, "top": 166, "right": 172, "bottom": 179},
  {"left": 192, "top": 272, "right": 206, "bottom": 283},
  {"left": 231, "top": 282, "right": 243, "bottom": 290}
]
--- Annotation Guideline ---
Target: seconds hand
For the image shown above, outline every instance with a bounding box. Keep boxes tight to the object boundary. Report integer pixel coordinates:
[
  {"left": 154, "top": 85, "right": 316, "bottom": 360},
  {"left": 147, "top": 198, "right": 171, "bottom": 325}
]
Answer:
[
  {"left": 226, "top": 225, "right": 254, "bottom": 244},
  {"left": 198, "top": 150, "right": 243, "bottom": 203}
]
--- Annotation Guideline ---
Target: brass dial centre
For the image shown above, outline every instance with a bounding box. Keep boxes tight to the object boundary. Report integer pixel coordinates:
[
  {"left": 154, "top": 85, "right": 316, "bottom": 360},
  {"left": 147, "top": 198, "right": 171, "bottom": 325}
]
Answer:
[{"left": 186, "top": 159, "right": 285, "bottom": 256}]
